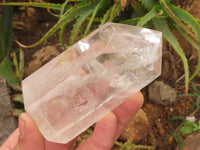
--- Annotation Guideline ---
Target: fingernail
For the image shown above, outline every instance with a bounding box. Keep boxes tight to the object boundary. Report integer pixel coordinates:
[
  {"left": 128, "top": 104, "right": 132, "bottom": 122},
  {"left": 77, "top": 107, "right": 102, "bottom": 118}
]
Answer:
[{"left": 19, "top": 116, "right": 25, "bottom": 139}]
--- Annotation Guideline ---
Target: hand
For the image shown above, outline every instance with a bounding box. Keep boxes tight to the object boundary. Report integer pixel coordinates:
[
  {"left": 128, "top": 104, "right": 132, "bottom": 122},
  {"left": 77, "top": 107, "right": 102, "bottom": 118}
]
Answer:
[{"left": 1, "top": 92, "right": 143, "bottom": 150}]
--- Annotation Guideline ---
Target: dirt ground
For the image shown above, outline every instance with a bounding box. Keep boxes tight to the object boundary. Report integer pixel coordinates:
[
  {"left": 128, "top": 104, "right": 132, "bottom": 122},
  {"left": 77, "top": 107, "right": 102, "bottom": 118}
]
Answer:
[{"left": 11, "top": 1, "right": 200, "bottom": 149}]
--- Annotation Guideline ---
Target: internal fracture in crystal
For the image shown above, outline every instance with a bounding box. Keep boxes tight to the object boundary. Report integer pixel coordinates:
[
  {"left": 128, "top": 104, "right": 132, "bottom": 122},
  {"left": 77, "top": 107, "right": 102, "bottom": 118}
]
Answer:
[{"left": 22, "top": 22, "right": 162, "bottom": 143}]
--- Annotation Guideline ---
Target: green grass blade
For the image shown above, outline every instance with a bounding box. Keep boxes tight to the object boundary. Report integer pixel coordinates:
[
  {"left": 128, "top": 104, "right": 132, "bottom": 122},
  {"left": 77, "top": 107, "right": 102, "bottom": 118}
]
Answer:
[
  {"left": 17, "top": 2, "right": 94, "bottom": 48},
  {"left": 60, "top": 0, "right": 69, "bottom": 16},
  {"left": 70, "top": 8, "right": 93, "bottom": 45},
  {"left": 46, "top": 5, "right": 61, "bottom": 17},
  {"left": 191, "top": 82, "right": 200, "bottom": 94},
  {"left": 83, "top": 1, "right": 102, "bottom": 36},
  {"left": 153, "top": 17, "right": 189, "bottom": 93},
  {"left": 16, "top": 17, "right": 71, "bottom": 48},
  {"left": 160, "top": 0, "right": 197, "bottom": 43},
  {"left": 59, "top": 6, "right": 74, "bottom": 21},
  {"left": 168, "top": 5, "right": 200, "bottom": 81},
  {"left": 0, "top": 56, "right": 19, "bottom": 87},
  {"left": 131, "top": 1, "right": 148, "bottom": 16},
  {"left": 137, "top": 6, "right": 158, "bottom": 27},
  {"left": 99, "top": 6, "right": 112, "bottom": 26},
  {"left": 12, "top": 52, "right": 20, "bottom": 82},
  {"left": 120, "top": 17, "right": 140, "bottom": 25},
  {"left": 0, "top": 2, "right": 62, "bottom": 11},
  {"left": 69, "top": 2, "right": 96, "bottom": 44},
  {"left": 19, "top": 49, "right": 24, "bottom": 81},
  {"left": 138, "top": 0, "right": 156, "bottom": 10},
  {"left": 109, "top": 2, "right": 121, "bottom": 22},
  {"left": 0, "top": 2, "right": 13, "bottom": 56},
  {"left": 60, "top": 2, "right": 95, "bottom": 47},
  {"left": 176, "top": 25, "right": 198, "bottom": 50},
  {"left": 59, "top": 23, "right": 69, "bottom": 49},
  {"left": 0, "top": 1, "right": 19, "bottom": 87}
]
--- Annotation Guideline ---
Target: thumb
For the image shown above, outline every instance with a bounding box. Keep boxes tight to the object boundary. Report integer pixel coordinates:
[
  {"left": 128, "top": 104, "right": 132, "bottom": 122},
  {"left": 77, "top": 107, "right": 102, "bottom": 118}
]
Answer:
[
  {"left": 15, "top": 113, "right": 45, "bottom": 150},
  {"left": 15, "top": 113, "right": 75, "bottom": 150}
]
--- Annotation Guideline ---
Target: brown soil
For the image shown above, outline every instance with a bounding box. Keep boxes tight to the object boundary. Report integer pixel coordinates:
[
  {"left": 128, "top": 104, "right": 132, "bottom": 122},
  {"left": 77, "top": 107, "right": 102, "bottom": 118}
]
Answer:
[{"left": 12, "top": 1, "right": 200, "bottom": 149}]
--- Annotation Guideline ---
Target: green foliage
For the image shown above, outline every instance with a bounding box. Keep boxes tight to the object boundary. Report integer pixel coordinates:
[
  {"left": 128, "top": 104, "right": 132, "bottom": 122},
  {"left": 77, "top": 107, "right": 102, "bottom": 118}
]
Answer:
[
  {"left": 179, "top": 82, "right": 200, "bottom": 111},
  {"left": 13, "top": 108, "right": 25, "bottom": 116},
  {"left": 134, "top": 0, "right": 200, "bottom": 93},
  {"left": 169, "top": 84, "right": 200, "bottom": 149},
  {"left": 136, "top": 6, "right": 158, "bottom": 27},
  {"left": 140, "top": 0, "right": 188, "bottom": 92},
  {"left": 69, "top": 4, "right": 94, "bottom": 45},
  {"left": 166, "top": 118, "right": 200, "bottom": 149},
  {"left": 83, "top": 0, "right": 101, "bottom": 36},
  {"left": 0, "top": 1, "right": 19, "bottom": 87},
  {"left": 12, "top": 94, "right": 24, "bottom": 104},
  {"left": 11, "top": 49, "right": 24, "bottom": 83},
  {"left": 100, "top": 6, "right": 112, "bottom": 26},
  {"left": 190, "top": 82, "right": 200, "bottom": 111},
  {"left": 115, "top": 139, "right": 156, "bottom": 150},
  {"left": 0, "top": 57, "right": 19, "bottom": 87},
  {"left": 1, "top": 0, "right": 200, "bottom": 92},
  {"left": 153, "top": 17, "right": 189, "bottom": 93},
  {"left": 108, "top": 2, "right": 121, "bottom": 22},
  {"left": 164, "top": 125, "right": 185, "bottom": 150},
  {"left": 168, "top": 5, "right": 200, "bottom": 81},
  {"left": 138, "top": 0, "right": 156, "bottom": 10},
  {"left": 116, "top": 139, "right": 133, "bottom": 150},
  {"left": 179, "top": 120, "right": 200, "bottom": 135},
  {"left": 0, "top": 2, "right": 63, "bottom": 11}
]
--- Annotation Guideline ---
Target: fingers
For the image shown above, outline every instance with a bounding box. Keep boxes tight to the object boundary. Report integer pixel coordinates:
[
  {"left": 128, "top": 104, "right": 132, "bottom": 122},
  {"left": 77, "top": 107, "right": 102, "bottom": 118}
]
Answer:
[
  {"left": 14, "top": 113, "right": 45, "bottom": 150},
  {"left": 0, "top": 129, "right": 19, "bottom": 150},
  {"left": 77, "top": 113, "right": 117, "bottom": 150},
  {"left": 77, "top": 92, "right": 143, "bottom": 150},
  {"left": 112, "top": 92, "right": 144, "bottom": 138},
  {"left": 1, "top": 91, "right": 143, "bottom": 150},
  {"left": 44, "top": 139, "right": 76, "bottom": 150}
]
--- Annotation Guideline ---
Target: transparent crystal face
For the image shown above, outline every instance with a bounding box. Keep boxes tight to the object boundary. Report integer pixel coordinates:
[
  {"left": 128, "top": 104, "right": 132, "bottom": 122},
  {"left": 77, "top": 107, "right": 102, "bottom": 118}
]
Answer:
[{"left": 22, "top": 22, "right": 162, "bottom": 143}]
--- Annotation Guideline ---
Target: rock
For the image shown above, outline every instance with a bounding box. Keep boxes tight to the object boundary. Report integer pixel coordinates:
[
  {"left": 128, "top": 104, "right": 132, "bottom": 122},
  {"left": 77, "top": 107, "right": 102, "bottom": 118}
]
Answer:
[
  {"left": 120, "top": 109, "right": 151, "bottom": 143},
  {"left": 148, "top": 81, "right": 177, "bottom": 106},
  {"left": 24, "top": 45, "right": 61, "bottom": 76},
  {"left": 0, "top": 77, "right": 17, "bottom": 146},
  {"left": 176, "top": 132, "right": 200, "bottom": 150}
]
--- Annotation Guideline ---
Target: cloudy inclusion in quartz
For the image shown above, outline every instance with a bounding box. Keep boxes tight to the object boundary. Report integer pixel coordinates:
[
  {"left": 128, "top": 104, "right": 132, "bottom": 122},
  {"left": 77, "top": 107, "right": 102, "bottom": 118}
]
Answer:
[{"left": 22, "top": 23, "right": 162, "bottom": 143}]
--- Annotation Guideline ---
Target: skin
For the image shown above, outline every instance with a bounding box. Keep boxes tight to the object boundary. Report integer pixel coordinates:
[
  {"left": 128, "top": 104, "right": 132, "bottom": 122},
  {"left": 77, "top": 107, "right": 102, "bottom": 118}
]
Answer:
[{"left": 0, "top": 92, "right": 143, "bottom": 150}]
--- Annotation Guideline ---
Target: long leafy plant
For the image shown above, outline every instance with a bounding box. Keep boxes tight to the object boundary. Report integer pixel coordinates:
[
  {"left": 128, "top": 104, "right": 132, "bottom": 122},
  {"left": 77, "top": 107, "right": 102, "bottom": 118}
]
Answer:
[
  {"left": 0, "top": 0, "right": 19, "bottom": 87},
  {"left": 1, "top": 0, "right": 200, "bottom": 93}
]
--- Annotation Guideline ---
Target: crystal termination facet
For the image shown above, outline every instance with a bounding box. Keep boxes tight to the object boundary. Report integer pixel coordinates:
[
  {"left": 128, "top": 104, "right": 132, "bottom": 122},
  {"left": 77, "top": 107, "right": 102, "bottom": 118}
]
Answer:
[{"left": 22, "top": 22, "right": 162, "bottom": 143}]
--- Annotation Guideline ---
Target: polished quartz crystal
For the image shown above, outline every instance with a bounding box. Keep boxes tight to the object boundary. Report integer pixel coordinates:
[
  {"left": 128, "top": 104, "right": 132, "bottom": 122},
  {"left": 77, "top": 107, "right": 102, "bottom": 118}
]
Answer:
[{"left": 22, "top": 22, "right": 162, "bottom": 143}]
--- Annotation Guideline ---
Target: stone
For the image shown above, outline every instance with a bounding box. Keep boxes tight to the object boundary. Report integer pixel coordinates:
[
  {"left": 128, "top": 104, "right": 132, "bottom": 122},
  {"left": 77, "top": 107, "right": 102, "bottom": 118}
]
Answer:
[
  {"left": 24, "top": 45, "right": 61, "bottom": 77},
  {"left": 120, "top": 109, "right": 151, "bottom": 142},
  {"left": 175, "top": 132, "right": 200, "bottom": 150},
  {"left": 148, "top": 81, "right": 177, "bottom": 106},
  {"left": 22, "top": 22, "right": 162, "bottom": 143},
  {"left": 0, "top": 77, "right": 17, "bottom": 146}
]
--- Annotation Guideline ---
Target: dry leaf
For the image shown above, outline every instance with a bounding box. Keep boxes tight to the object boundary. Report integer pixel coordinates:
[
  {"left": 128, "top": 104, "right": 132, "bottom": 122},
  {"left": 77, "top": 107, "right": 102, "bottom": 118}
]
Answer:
[{"left": 121, "top": 0, "right": 127, "bottom": 11}]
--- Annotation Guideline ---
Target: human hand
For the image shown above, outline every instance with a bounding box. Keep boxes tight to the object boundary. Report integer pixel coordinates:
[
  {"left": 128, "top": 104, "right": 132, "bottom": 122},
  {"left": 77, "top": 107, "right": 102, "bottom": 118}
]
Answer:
[{"left": 1, "top": 92, "right": 143, "bottom": 150}]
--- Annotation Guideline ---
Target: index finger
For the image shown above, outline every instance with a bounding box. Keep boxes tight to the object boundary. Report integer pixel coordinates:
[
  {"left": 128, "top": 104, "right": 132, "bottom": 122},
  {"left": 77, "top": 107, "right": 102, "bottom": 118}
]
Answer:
[{"left": 112, "top": 92, "right": 144, "bottom": 139}]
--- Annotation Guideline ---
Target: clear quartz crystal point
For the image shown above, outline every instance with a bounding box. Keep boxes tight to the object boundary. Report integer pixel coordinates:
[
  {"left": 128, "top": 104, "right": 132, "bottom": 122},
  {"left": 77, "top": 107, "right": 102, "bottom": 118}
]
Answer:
[{"left": 22, "top": 22, "right": 162, "bottom": 144}]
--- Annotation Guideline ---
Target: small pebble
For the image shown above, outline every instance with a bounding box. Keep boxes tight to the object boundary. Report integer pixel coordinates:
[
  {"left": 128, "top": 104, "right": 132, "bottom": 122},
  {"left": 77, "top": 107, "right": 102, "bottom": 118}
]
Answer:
[
  {"left": 148, "top": 81, "right": 177, "bottom": 106},
  {"left": 120, "top": 109, "right": 151, "bottom": 142}
]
